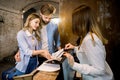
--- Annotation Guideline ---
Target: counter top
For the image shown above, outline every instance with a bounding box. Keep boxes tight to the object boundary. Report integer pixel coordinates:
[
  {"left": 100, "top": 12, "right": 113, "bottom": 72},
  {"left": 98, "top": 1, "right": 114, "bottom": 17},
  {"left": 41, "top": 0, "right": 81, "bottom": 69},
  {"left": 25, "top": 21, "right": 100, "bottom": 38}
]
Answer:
[{"left": 33, "top": 70, "right": 59, "bottom": 80}]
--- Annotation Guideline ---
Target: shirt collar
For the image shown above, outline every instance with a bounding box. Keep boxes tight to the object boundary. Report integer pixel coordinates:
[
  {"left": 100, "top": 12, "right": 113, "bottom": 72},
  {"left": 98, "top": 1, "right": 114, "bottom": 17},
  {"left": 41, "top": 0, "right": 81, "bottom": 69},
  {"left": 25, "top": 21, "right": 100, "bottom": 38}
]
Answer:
[{"left": 25, "top": 30, "right": 35, "bottom": 37}]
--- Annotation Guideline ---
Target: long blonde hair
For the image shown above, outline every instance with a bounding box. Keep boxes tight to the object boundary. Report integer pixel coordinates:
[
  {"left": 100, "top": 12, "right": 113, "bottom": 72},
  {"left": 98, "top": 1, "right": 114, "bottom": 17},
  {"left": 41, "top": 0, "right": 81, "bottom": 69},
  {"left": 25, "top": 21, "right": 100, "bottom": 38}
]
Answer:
[
  {"left": 23, "top": 13, "right": 41, "bottom": 41},
  {"left": 72, "top": 4, "right": 108, "bottom": 45}
]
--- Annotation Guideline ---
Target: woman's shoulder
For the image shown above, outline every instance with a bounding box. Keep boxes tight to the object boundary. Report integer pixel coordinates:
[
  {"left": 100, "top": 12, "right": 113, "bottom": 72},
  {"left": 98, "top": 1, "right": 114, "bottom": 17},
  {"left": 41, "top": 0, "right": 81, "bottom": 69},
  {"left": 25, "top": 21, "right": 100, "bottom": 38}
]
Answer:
[
  {"left": 17, "top": 30, "right": 25, "bottom": 37},
  {"left": 83, "top": 32, "right": 101, "bottom": 43},
  {"left": 17, "top": 29, "right": 24, "bottom": 34},
  {"left": 86, "top": 32, "right": 99, "bottom": 39}
]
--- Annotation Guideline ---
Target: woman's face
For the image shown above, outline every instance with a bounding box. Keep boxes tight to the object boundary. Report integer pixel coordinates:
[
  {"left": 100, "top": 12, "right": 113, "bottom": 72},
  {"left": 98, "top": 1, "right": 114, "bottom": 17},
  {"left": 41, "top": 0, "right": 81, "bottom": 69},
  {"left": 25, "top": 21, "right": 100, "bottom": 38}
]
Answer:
[{"left": 30, "top": 18, "right": 40, "bottom": 30}]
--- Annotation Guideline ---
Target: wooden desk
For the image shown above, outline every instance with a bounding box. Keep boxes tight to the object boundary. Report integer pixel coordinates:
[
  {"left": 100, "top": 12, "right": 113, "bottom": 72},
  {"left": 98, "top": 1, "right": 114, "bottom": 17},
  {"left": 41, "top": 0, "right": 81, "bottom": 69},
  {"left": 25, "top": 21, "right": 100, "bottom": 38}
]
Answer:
[
  {"left": 14, "top": 70, "right": 59, "bottom": 80},
  {"left": 33, "top": 71, "right": 59, "bottom": 80}
]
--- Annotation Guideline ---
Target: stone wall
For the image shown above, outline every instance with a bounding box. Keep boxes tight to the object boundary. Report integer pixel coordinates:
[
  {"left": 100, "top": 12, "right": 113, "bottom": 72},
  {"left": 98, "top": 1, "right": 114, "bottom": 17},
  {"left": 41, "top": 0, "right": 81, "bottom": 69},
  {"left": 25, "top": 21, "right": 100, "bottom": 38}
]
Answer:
[{"left": 0, "top": 9, "right": 22, "bottom": 60}]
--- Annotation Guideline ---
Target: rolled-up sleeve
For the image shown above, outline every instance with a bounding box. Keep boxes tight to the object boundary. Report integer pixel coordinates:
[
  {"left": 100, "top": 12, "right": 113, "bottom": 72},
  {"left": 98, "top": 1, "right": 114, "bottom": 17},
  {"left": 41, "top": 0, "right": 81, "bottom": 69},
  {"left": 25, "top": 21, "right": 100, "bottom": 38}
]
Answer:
[{"left": 17, "top": 31, "right": 33, "bottom": 57}]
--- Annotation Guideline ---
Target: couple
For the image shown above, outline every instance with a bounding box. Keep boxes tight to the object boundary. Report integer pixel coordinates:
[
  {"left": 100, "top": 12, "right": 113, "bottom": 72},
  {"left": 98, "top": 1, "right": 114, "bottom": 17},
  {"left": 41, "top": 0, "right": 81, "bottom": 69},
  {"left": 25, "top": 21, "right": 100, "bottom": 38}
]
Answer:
[
  {"left": 2, "top": 3, "right": 114, "bottom": 80},
  {"left": 2, "top": 4, "right": 61, "bottom": 80}
]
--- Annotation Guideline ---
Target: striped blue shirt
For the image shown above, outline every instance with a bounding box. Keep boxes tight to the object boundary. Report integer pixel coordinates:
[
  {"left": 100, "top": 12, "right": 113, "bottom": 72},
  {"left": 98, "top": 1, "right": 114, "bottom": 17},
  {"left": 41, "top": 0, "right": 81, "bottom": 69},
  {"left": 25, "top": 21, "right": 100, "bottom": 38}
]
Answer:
[{"left": 15, "top": 30, "right": 39, "bottom": 73}]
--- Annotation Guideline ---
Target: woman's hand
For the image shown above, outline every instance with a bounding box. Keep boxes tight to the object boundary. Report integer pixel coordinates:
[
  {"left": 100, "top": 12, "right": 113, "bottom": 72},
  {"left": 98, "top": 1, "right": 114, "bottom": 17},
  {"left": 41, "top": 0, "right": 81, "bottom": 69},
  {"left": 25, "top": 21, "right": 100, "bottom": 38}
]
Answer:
[
  {"left": 63, "top": 52, "right": 74, "bottom": 67},
  {"left": 40, "top": 50, "right": 52, "bottom": 60},
  {"left": 65, "top": 43, "right": 75, "bottom": 50}
]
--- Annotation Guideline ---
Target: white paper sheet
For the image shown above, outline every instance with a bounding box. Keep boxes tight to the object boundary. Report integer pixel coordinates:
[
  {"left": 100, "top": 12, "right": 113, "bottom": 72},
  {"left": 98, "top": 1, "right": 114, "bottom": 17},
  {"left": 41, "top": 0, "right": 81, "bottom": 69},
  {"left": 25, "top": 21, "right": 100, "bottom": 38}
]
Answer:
[
  {"left": 37, "top": 62, "right": 60, "bottom": 72},
  {"left": 52, "top": 49, "right": 64, "bottom": 59}
]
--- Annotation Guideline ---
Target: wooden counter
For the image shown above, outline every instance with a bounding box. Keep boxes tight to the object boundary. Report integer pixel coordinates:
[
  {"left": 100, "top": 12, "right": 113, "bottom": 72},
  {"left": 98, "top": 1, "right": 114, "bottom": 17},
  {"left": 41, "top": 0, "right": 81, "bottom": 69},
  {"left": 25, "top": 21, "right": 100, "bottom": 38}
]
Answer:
[
  {"left": 33, "top": 70, "right": 59, "bottom": 80},
  {"left": 13, "top": 69, "right": 59, "bottom": 80}
]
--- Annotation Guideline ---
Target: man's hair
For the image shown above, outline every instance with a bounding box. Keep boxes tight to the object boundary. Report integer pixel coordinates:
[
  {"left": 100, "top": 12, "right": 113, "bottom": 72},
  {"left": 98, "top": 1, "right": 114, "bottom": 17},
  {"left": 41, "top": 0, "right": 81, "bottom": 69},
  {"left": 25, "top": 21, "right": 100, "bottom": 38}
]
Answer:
[{"left": 40, "top": 4, "right": 56, "bottom": 15}]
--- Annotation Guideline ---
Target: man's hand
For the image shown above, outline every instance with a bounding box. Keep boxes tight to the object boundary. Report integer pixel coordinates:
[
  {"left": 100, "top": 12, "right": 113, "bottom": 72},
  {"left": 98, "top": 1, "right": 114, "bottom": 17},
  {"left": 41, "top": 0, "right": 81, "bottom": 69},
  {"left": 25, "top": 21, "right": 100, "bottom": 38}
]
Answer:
[{"left": 14, "top": 51, "right": 21, "bottom": 62}]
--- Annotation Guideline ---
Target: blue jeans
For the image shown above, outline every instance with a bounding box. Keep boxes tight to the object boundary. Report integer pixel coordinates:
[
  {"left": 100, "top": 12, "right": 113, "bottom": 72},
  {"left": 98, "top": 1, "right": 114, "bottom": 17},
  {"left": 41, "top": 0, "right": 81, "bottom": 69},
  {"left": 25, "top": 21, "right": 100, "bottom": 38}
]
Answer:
[
  {"left": 2, "top": 57, "right": 37, "bottom": 80},
  {"left": 62, "top": 50, "right": 75, "bottom": 80},
  {"left": 25, "top": 57, "right": 37, "bottom": 74},
  {"left": 2, "top": 67, "right": 24, "bottom": 80}
]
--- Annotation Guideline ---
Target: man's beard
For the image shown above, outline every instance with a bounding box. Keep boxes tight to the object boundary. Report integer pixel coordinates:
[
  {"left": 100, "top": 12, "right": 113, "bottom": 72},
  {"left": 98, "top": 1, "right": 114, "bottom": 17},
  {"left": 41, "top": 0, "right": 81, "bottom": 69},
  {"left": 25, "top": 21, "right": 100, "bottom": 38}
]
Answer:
[{"left": 41, "top": 19, "right": 49, "bottom": 25}]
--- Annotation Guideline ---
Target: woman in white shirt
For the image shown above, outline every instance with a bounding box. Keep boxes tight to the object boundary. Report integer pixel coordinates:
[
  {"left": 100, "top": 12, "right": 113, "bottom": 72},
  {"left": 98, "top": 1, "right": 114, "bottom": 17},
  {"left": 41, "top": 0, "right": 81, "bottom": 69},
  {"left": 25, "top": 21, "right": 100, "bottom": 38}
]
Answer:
[{"left": 64, "top": 4, "right": 114, "bottom": 80}]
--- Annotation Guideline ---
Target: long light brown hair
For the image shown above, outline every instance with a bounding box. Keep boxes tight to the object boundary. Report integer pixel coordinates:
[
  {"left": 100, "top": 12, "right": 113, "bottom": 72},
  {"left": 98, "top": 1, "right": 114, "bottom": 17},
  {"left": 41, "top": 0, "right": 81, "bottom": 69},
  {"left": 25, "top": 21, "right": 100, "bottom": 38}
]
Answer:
[
  {"left": 72, "top": 4, "right": 108, "bottom": 45},
  {"left": 23, "top": 13, "right": 41, "bottom": 41}
]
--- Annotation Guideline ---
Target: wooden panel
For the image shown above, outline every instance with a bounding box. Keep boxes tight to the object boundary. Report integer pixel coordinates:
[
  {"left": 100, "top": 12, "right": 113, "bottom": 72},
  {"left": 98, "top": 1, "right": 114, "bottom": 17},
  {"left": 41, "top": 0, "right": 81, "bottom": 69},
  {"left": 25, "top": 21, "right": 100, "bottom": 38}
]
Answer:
[{"left": 33, "top": 71, "right": 59, "bottom": 80}]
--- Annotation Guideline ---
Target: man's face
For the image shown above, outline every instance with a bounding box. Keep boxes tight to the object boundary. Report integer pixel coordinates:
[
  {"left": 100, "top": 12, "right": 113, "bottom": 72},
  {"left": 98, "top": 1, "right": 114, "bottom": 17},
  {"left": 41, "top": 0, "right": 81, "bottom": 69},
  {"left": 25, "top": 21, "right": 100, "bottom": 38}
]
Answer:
[{"left": 40, "top": 13, "right": 52, "bottom": 25}]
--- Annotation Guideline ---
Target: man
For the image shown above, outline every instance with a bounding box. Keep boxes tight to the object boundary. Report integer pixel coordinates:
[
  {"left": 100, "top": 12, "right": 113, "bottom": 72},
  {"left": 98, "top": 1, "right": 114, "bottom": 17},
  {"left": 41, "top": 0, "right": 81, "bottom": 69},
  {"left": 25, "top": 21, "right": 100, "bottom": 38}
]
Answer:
[{"left": 37, "top": 4, "right": 61, "bottom": 65}]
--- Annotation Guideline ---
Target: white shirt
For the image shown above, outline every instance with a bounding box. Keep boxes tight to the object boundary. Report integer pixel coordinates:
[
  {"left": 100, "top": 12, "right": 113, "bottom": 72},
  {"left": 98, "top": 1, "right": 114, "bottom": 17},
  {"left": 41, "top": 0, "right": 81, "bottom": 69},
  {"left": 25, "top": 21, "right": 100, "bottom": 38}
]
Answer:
[
  {"left": 40, "top": 25, "right": 49, "bottom": 50},
  {"left": 72, "top": 32, "right": 114, "bottom": 80}
]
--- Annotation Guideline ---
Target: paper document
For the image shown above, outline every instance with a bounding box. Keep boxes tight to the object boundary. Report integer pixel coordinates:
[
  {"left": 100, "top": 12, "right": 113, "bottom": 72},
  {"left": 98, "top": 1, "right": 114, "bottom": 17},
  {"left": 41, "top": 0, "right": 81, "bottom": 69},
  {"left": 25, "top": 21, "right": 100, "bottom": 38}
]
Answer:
[
  {"left": 37, "top": 62, "right": 60, "bottom": 72},
  {"left": 52, "top": 49, "right": 64, "bottom": 59}
]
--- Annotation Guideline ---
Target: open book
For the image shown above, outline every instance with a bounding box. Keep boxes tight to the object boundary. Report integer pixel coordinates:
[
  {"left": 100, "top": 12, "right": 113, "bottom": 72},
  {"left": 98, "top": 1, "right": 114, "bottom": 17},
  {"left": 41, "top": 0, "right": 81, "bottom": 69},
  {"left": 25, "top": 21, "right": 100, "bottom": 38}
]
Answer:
[
  {"left": 37, "top": 49, "right": 66, "bottom": 72},
  {"left": 45, "top": 49, "right": 66, "bottom": 64}
]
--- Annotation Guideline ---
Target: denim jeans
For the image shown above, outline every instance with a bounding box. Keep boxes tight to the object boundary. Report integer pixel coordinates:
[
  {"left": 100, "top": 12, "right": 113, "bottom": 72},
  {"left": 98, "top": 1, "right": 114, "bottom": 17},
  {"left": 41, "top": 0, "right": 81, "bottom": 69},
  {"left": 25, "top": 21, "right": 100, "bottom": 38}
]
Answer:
[
  {"left": 2, "top": 67, "right": 24, "bottom": 80},
  {"left": 2, "top": 57, "right": 37, "bottom": 80}
]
